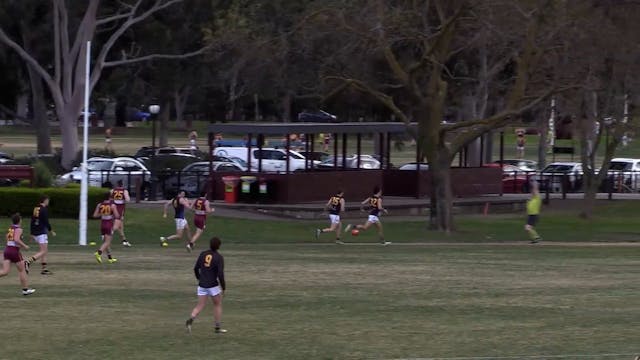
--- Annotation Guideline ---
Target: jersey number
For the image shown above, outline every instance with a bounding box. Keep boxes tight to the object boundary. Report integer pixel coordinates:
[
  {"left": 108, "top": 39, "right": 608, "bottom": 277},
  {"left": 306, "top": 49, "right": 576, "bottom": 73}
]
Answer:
[
  {"left": 331, "top": 198, "right": 339, "bottom": 206},
  {"left": 370, "top": 199, "right": 379, "bottom": 207},
  {"left": 33, "top": 207, "right": 40, "bottom": 218},
  {"left": 7, "top": 228, "right": 14, "bottom": 241},
  {"left": 113, "top": 191, "right": 124, "bottom": 200},
  {"left": 99, "top": 205, "right": 112, "bottom": 215},
  {"left": 204, "top": 254, "right": 213, "bottom": 267},
  {"left": 195, "top": 201, "right": 204, "bottom": 211}
]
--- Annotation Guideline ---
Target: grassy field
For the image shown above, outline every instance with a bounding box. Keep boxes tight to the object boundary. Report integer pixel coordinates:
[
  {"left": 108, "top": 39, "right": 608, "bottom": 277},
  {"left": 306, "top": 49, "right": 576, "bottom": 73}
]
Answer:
[
  {"left": 0, "top": 203, "right": 639, "bottom": 359},
  {"left": 1, "top": 244, "right": 638, "bottom": 359}
]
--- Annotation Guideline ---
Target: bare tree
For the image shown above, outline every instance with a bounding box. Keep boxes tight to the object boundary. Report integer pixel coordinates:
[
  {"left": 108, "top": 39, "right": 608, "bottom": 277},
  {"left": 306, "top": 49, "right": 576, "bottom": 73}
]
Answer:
[
  {"left": 0, "top": 0, "right": 209, "bottom": 168},
  {"left": 318, "top": 0, "right": 573, "bottom": 231}
]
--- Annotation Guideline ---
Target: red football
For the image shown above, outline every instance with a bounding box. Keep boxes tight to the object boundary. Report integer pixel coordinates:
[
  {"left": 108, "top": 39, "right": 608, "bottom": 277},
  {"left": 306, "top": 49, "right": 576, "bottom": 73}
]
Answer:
[{"left": 351, "top": 229, "right": 360, "bottom": 236}]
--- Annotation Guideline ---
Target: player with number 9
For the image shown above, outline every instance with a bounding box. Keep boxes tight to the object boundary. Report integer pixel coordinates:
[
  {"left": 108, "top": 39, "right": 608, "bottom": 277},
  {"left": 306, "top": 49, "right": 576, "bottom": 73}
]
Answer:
[{"left": 185, "top": 237, "right": 227, "bottom": 334}]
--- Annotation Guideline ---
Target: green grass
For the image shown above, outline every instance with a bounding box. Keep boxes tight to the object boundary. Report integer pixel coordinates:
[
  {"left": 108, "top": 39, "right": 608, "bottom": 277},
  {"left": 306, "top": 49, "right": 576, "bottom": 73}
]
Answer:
[
  {"left": 1, "top": 245, "right": 638, "bottom": 359},
  {"left": 7, "top": 200, "right": 640, "bottom": 246},
  {"left": 2, "top": 204, "right": 640, "bottom": 359}
]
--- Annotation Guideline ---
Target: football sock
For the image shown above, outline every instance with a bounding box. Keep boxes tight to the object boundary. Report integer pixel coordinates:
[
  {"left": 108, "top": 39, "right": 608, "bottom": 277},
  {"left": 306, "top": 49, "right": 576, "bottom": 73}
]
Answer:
[
  {"left": 97, "top": 250, "right": 103, "bottom": 255},
  {"left": 215, "top": 322, "right": 221, "bottom": 329},
  {"left": 41, "top": 262, "right": 47, "bottom": 269},
  {"left": 27, "top": 256, "right": 36, "bottom": 264},
  {"left": 22, "top": 288, "right": 28, "bottom": 291},
  {"left": 107, "top": 254, "right": 113, "bottom": 260}
]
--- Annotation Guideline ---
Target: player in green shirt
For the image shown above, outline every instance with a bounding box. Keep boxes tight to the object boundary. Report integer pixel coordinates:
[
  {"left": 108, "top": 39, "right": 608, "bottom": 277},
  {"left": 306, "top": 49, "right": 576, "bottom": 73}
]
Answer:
[{"left": 525, "top": 184, "right": 542, "bottom": 243}]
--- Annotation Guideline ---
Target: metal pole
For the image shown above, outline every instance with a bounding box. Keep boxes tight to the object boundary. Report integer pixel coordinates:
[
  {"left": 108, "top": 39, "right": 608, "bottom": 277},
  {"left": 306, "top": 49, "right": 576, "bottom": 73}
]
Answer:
[
  {"left": 78, "top": 40, "right": 91, "bottom": 246},
  {"left": 385, "top": 132, "right": 391, "bottom": 169},
  {"left": 247, "top": 133, "right": 253, "bottom": 172},
  {"left": 286, "top": 134, "right": 291, "bottom": 174},
  {"left": 258, "top": 134, "right": 263, "bottom": 173},
  {"left": 310, "top": 134, "right": 315, "bottom": 170},
  {"left": 356, "top": 133, "right": 362, "bottom": 169},
  {"left": 333, "top": 133, "right": 338, "bottom": 170},
  {"left": 499, "top": 131, "right": 505, "bottom": 166},
  {"left": 341, "top": 133, "right": 347, "bottom": 169}
]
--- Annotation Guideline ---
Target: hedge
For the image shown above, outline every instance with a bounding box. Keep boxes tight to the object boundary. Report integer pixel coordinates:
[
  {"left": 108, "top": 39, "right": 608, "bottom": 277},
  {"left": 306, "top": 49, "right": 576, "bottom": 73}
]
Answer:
[{"left": 0, "top": 187, "right": 109, "bottom": 218}]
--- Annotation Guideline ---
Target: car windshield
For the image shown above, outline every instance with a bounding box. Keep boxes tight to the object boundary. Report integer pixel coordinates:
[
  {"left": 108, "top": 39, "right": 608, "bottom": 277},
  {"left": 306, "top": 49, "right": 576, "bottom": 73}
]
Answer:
[
  {"left": 288, "top": 151, "right": 305, "bottom": 160},
  {"left": 608, "top": 162, "right": 632, "bottom": 171},
  {"left": 230, "top": 157, "right": 247, "bottom": 167},
  {"left": 87, "top": 160, "right": 113, "bottom": 171},
  {"left": 542, "top": 164, "right": 574, "bottom": 172}
]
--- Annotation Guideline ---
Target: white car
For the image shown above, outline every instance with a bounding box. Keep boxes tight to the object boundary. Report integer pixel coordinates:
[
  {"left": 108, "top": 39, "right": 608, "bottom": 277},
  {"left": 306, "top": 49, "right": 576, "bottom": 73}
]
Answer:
[
  {"left": 398, "top": 162, "right": 429, "bottom": 171},
  {"left": 59, "top": 157, "right": 151, "bottom": 191},
  {"left": 536, "top": 162, "right": 583, "bottom": 193},
  {"left": 318, "top": 155, "right": 381, "bottom": 169},
  {"left": 607, "top": 158, "right": 640, "bottom": 191},
  {"left": 213, "top": 147, "right": 319, "bottom": 172}
]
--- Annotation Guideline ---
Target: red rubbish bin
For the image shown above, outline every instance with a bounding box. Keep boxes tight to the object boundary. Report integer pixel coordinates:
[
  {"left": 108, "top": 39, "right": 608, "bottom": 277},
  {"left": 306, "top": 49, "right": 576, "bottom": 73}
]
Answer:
[{"left": 222, "top": 176, "right": 241, "bottom": 203}]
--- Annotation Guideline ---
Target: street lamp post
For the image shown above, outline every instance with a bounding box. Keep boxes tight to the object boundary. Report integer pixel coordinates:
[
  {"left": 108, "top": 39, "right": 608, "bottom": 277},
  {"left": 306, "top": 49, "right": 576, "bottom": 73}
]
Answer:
[
  {"left": 149, "top": 104, "right": 160, "bottom": 200},
  {"left": 149, "top": 104, "right": 160, "bottom": 152}
]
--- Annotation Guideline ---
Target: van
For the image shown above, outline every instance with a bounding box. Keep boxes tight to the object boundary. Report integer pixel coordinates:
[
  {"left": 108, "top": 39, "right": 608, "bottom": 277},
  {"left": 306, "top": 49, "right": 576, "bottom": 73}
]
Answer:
[{"left": 213, "top": 147, "right": 317, "bottom": 172}]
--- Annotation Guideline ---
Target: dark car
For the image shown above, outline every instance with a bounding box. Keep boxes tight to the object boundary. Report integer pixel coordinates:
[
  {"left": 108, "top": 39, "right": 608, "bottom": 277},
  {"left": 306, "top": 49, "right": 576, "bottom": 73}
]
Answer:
[
  {"left": 296, "top": 110, "right": 338, "bottom": 122},
  {"left": 298, "top": 151, "right": 330, "bottom": 162},
  {"left": 161, "top": 161, "right": 246, "bottom": 198}
]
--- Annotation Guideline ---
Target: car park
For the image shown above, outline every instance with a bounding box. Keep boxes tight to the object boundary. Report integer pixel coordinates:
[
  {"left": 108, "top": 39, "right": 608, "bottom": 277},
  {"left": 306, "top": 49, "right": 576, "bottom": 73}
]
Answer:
[
  {"left": 398, "top": 162, "right": 429, "bottom": 171},
  {"left": 58, "top": 157, "right": 151, "bottom": 192},
  {"left": 492, "top": 159, "right": 537, "bottom": 171},
  {"left": 607, "top": 158, "right": 640, "bottom": 192},
  {"left": 317, "top": 154, "right": 381, "bottom": 169},
  {"left": 162, "top": 161, "right": 246, "bottom": 198},
  {"left": 213, "top": 147, "right": 317, "bottom": 172},
  {"left": 536, "top": 162, "right": 583, "bottom": 193}
]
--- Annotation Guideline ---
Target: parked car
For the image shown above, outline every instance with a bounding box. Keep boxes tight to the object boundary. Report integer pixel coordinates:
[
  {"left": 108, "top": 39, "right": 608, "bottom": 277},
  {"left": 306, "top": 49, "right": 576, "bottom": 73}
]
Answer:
[
  {"left": 58, "top": 157, "right": 151, "bottom": 193},
  {"left": 492, "top": 159, "right": 538, "bottom": 171},
  {"left": 0, "top": 152, "right": 14, "bottom": 164},
  {"left": 298, "top": 151, "right": 330, "bottom": 162},
  {"left": 317, "top": 155, "right": 381, "bottom": 169},
  {"left": 536, "top": 162, "right": 583, "bottom": 192},
  {"left": 213, "top": 147, "right": 318, "bottom": 172},
  {"left": 296, "top": 110, "right": 338, "bottom": 122},
  {"left": 398, "top": 162, "right": 429, "bottom": 171},
  {"left": 607, "top": 158, "right": 640, "bottom": 192},
  {"left": 484, "top": 163, "right": 534, "bottom": 193},
  {"left": 135, "top": 146, "right": 206, "bottom": 160},
  {"left": 162, "top": 161, "right": 246, "bottom": 198}
]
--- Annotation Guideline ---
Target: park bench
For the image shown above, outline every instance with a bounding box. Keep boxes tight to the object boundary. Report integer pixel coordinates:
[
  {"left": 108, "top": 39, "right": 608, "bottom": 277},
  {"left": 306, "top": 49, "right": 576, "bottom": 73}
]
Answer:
[{"left": 0, "top": 165, "right": 34, "bottom": 187}]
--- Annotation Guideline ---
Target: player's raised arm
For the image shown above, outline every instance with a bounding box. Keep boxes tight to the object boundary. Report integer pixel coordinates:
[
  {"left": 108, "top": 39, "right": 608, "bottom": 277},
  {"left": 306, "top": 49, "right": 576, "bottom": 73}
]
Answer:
[
  {"left": 206, "top": 200, "right": 214, "bottom": 213},
  {"left": 340, "top": 197, "right": 346, "bottom": 213},
  {"left": 163, "top": 200, "right": 172, "bottom": 218},
  {"left": 92, "top": 204, "right": 101, "bottom": 218},
  {"left": 124, "top": 190, "right": 131, "bottom": 202}
]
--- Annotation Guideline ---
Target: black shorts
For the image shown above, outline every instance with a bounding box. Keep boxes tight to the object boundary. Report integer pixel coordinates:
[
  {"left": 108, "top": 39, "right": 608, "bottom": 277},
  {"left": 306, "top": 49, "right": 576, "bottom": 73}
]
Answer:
[{"left": 527, "top": 215, "right": 539, "bottom": 226}]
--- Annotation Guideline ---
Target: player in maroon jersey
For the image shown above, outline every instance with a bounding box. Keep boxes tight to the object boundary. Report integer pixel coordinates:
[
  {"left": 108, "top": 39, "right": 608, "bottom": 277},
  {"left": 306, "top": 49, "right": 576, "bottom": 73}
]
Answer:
[
  {"left": 0, "top": 213, "right": 36, "bottom": 295},
  {"left": 110, "top": 180, "right": 131, "bottom": 247},
  {"left": 188, "top": 191, "right": 215, "bottom": 252},
  {"left": 92, "top": 193, "right": 120, "bottom": 264}
]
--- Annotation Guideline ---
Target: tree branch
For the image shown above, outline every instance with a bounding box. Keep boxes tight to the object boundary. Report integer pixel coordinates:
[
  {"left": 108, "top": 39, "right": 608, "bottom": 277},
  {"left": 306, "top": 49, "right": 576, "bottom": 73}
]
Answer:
[
  {"left": 102, "top": 45, "right": 212, "bottom": 67},
  {"left": 323, "top": 76, "right": 411, "bottom": 124},
  {"left": 0, "top": 28, "right": 58, "bottom": 103},
  {"left": 91, "top": 0, "right": 185, "bottom": 90}
]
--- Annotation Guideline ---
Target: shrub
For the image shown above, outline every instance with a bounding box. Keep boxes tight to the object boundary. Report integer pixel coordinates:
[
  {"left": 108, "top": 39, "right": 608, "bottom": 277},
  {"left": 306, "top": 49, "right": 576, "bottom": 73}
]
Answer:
[
  {"left": 32, "top": 160, "right": 53, "bottom": 188},
  {"left": 0, "top": 187, "right": 108, "bottom": 218}
]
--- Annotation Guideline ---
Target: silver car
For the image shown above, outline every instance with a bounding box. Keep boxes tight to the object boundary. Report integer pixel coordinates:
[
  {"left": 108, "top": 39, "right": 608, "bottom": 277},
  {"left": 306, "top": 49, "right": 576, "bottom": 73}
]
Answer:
[{"left": 59, "top": 157, "right": 151, "bottom": 191}]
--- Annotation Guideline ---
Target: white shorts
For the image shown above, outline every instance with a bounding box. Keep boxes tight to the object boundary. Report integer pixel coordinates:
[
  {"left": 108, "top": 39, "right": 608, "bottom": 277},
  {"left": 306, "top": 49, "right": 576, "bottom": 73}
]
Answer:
[
  {"left": 33, "top": 234, "right": 48, "bottom": 244},
  {"left": 368, "top": 215, "right": 380, "bottom": 223},
  {"left": 175, "top": 218, "right": 187, "bottom": 230},
  {"left": 197, "top": 285, "right": 222, "bottom": 297},
  {"left": 329, "top": 214, "right": 341, "bottom": 224}
]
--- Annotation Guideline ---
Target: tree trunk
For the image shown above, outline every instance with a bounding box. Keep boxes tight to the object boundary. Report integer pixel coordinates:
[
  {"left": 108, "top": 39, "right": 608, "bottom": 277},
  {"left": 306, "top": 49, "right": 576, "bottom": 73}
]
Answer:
[
  {"left": 174, "top": 86, "right": 191, "bottom": 129},
  {"left": 58, "top": 107, "right": 79, "bottom": 168},
  {"left": 537, "top": 115, "right": 548, "bottom": 169},
  {"left": 282, "top": 90, "right": 293, "bottom": 122},
  {"left": 159, "top": 100, "right": 171, "bottom": 147},
  {"left": 27, "top": 64, "right": 52, "bottom": 154},
  {"left": 580, "top": 179, "right": 598, "bottom": 219},
  {"left": 431, "top": 153, "right": 454, "bottom": 232}
]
